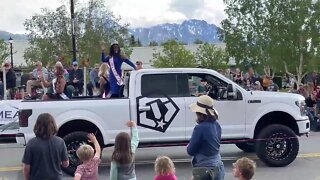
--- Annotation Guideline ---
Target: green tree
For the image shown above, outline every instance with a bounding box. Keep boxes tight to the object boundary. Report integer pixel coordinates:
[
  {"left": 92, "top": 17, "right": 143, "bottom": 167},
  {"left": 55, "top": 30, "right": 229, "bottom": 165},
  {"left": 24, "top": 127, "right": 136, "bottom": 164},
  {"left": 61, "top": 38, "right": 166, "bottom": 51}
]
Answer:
[
  {"left": 24, "top": 6, "right": 71, "bottom": 66},
  {"left": 136, "top": 38, "right": 142, "bottom": 47},
  {"left": 128, "top": 35, "right": 142, "bottom": 47},
  {"left": 220, "top": 0, "right": 320, "bottom": 84},
  {"left": 195, "top": 43, "right": 229, "bottom": 70},
  {"left": 151, "top": 39, "right": 196, "bottom": 68},
  {"left": 77, "top": 0, "right": 131, "bottom": 65},
  {"left": 24, "top": 0, "right": 131, "bottom": 67},
  {"left": 0, "top": 39, "right": 10, "bottom": 65},
  {"left": 149, "top": 41, "right": 159, "bottom": 46},
  {"left": 129, "top": 35, "right": 136, "bottom": 46},
  {"left": 194, "top": 39, "right": 203, "bottom": 44}
]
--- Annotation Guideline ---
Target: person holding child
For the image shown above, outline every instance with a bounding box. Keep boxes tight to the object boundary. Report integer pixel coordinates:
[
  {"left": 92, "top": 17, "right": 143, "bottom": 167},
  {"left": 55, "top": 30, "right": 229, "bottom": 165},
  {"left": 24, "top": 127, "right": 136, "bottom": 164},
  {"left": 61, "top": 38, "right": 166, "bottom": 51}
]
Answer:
[
  {"left": 233, "top": 157, "right": 256, "bottom": 180},
  {"left": 154, "top": 156, "right": 178, "bottom": 180},
  {"left": 110, "top": 120, "right": 139, "bottom": 180},
  {"left": 187, "top": 95, "right": 225, "bottom": 180},
  {"left": 74, "top": 133, "right": 101, "bottom": 180}
]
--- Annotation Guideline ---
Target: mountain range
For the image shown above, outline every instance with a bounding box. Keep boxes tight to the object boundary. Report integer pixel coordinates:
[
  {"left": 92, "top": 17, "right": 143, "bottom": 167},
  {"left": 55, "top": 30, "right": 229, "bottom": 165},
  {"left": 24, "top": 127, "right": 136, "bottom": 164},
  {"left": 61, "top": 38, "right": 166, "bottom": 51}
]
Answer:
[
  {"left": 130, "top": 19, "right": 220, "bottom": 45},
  {"left": 0, "top": 19, "right": 220, "bottom": 45},
  {"left": 0, "top": 31, "right": 28, "bottom": 41}
]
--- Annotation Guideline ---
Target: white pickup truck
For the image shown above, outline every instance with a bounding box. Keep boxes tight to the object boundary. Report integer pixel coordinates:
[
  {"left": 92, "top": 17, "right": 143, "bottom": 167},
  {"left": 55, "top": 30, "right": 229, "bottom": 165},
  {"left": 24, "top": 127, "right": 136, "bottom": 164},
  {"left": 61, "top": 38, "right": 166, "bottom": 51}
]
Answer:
[{"left": 16, "top": 68, "right": 310, "bottom": 175}]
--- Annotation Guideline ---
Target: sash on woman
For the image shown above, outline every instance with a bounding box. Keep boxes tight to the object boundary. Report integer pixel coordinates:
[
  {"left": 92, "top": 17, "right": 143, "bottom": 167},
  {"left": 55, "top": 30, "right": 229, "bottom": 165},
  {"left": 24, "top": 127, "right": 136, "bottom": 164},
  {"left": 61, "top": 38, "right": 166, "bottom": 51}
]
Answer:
[
  {"left": 109, "top": 57, "right": 125, "bottom": 97},
  {"left": 52, "top": 78, "right": 69, "bottom": 99},
  {"left": 109, "top": 57, "right": 124, "bottom": 86}
]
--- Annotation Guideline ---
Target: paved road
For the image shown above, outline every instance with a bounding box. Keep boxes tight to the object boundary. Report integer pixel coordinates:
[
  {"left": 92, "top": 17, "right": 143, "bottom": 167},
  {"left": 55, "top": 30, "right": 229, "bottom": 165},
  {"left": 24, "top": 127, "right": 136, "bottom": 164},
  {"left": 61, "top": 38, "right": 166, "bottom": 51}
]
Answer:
[{"left": 0, "top": 132, "right": 319, "bottom": 180}]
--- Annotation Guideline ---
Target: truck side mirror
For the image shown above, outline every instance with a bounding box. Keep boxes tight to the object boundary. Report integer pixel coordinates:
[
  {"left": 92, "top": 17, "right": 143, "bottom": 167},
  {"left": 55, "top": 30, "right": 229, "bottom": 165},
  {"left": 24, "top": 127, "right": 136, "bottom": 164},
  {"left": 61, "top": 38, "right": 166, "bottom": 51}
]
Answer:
[{"left": 227, "top": 84, "right": 236, "bottom": 100}]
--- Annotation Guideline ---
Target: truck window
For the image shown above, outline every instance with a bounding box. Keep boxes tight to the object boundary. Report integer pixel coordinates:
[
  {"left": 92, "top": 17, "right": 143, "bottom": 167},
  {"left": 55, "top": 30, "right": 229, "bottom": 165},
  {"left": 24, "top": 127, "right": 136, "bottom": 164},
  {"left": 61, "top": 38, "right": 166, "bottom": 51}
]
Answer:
[
  {"left": 187, "top": 73, "right": 227, "bottom": 99},
  {"left": 141, "top": 74, "right": 188, "bottom": 97},
  {"left": 187, "top": 73, "right": 243, "bottom": 100}
]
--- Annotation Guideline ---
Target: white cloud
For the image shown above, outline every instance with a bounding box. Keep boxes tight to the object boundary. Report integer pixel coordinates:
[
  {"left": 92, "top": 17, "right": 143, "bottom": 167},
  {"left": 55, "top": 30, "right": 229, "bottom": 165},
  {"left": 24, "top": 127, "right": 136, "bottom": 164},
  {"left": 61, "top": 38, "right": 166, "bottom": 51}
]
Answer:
[
  {"left": 0, "top": 0, "right": 226, "bottom": 33},
  {"left": 0, "top": 0, "right": 62, "bottom": 33},
  {"left": 170, "top": 0, "right": 205, "bottom": 18},
  {"left": 193, "top": 0, "right": 226, "bottom": 26},
  {"left": 106, "top": 0, "right": 187, "bottom": 28}
]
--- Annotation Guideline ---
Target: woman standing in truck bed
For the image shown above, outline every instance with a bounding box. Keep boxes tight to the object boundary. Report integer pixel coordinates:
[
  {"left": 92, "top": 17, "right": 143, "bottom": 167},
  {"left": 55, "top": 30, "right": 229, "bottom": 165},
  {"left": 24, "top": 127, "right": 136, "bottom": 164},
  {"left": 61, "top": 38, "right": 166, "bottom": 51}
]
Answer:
[{"left": 101, "top": 42, "right": 136, "bottom": 98}]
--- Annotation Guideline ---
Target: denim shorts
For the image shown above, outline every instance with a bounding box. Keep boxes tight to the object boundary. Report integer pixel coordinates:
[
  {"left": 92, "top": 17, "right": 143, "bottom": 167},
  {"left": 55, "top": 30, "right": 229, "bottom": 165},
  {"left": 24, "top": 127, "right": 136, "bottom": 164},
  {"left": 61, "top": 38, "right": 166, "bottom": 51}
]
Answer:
[{"left": 192, "top": 161, "right": 225, "bottom": 180}]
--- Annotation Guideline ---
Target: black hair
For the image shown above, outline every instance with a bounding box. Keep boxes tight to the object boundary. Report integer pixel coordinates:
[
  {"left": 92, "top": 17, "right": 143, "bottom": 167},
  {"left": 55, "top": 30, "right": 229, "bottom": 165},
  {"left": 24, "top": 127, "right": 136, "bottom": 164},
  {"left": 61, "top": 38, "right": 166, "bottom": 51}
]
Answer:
[{"left": 109, "top": 44, "right": 121, "bottom": 57}]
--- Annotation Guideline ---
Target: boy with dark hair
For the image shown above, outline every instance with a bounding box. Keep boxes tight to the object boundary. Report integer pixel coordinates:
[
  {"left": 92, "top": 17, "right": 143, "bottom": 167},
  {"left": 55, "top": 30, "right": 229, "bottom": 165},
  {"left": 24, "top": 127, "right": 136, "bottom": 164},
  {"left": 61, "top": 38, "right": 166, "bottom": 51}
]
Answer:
[{"left": 22, "top": 113, "right": 69, "bottom": 180}]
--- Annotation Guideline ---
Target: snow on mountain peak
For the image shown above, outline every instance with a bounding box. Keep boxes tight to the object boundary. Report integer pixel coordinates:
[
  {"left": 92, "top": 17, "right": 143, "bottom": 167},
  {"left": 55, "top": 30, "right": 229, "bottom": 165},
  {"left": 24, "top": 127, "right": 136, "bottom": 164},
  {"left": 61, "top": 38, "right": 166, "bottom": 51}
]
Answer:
[{"left": 129, "top": 19, "right": 219, "bottom": 45}]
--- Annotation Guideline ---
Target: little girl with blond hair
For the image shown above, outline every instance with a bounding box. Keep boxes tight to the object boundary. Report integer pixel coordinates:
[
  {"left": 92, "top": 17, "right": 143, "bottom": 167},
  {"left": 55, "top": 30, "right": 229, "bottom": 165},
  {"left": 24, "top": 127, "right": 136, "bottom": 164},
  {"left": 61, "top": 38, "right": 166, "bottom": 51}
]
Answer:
[{"left": 154, "top": 156, "right": 177, "bottom": 180}]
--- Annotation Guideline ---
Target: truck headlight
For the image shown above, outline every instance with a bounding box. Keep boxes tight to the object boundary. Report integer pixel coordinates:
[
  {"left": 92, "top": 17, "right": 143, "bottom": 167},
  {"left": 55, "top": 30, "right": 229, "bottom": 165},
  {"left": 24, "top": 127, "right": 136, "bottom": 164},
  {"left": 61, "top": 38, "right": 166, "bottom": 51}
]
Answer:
[{"left": 295, "top": 100, "right": 306, "bottom": 116}]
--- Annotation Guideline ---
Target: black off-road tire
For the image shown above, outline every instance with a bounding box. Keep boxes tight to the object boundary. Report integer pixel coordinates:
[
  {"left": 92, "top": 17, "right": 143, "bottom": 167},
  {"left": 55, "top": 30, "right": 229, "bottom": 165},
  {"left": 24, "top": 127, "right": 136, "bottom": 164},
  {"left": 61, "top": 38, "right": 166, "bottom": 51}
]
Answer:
[
  {"left": 235, "top": 142, "right": 255, "bottom": 152},
  {"left": 255, "top": 124, "right": 299, "bottom": 167},
  {"left": 62, "top": 131, "right": 90, "bottom": 176}
]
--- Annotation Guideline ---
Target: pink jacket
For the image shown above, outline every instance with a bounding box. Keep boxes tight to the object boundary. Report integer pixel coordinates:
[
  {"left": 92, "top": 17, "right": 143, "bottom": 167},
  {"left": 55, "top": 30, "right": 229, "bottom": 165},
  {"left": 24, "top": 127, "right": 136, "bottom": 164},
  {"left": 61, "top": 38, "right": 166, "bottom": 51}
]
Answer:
[{"left": 154, "top": 174, "right": 178, "bottom": 180}]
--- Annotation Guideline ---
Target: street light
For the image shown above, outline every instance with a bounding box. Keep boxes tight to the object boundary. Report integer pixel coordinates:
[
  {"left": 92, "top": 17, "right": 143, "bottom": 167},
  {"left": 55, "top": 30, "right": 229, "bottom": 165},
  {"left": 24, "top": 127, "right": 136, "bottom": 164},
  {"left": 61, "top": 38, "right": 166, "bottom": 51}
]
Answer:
[
  {"left": 70, "top": 0, "right": 77, "bottom": 62},
  {"left": 9, "top": 37, "right": 13, "bottom": 68}
]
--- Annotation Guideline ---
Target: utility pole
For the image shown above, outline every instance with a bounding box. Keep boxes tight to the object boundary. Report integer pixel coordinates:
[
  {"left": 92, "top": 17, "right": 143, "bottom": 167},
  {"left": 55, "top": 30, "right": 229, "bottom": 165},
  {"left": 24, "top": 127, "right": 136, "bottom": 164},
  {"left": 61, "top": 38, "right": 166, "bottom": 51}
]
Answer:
[{"left": 70, "top": 0, "right": 77, "bottom": 62}]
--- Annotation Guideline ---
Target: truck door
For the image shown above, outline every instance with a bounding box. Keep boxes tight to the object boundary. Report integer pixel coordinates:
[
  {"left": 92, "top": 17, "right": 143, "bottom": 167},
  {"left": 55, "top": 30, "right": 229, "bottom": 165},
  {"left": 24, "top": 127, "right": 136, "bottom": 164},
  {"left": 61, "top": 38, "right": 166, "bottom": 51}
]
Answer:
[
  {"left": 184, "top": 73, "right": 246, "bottom": 139},
  {"left": 134, "top": 73, "right": 188, "bottom": 142}
]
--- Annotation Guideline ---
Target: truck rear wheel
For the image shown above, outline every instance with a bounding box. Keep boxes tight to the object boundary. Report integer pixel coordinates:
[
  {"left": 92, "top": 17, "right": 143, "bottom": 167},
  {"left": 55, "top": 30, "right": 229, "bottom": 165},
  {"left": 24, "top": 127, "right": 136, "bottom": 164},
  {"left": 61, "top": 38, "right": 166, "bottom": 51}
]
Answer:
[
  {"left": 62, "top": 131, "right": 90, "bottom": 176},
  {"left": 255, "top": 124, "right": 299, "bottom": 167},
  {"left": 235, "top": 142, "right": 255, "bottom": 152}
]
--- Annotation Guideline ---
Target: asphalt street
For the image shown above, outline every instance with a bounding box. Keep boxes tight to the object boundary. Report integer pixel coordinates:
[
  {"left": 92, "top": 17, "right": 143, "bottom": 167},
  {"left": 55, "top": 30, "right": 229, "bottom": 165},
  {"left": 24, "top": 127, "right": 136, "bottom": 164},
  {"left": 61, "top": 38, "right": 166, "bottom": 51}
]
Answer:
[{"left": 0, "top": 132, "right": 319, "bottom": 180}]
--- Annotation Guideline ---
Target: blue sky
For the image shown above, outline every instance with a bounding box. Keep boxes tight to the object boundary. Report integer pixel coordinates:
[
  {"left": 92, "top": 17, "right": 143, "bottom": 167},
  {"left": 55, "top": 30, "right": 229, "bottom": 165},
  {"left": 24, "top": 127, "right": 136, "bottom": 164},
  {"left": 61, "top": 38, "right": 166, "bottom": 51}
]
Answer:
[{"left": 0, "top": 0, "right": 226, "bottom": 33}]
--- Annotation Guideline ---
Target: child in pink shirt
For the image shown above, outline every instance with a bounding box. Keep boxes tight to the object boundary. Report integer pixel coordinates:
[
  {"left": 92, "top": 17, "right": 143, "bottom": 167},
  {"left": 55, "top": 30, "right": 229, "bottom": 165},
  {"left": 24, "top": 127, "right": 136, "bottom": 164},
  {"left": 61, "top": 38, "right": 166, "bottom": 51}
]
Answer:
[
  {"left": 154, "top": 156, "right": 178, "bottom": 180},
  {"left": 74, "top": 133, "right": 101, "bottom": 180}
]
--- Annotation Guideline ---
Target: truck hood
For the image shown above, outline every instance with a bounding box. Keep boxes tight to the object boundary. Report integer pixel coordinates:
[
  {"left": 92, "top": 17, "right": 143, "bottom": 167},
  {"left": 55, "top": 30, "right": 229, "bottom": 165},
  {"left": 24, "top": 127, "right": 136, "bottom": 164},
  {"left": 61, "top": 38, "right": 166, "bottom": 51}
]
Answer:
[{"left": 249, "top": 91, "right": 305, "bottom": 102}]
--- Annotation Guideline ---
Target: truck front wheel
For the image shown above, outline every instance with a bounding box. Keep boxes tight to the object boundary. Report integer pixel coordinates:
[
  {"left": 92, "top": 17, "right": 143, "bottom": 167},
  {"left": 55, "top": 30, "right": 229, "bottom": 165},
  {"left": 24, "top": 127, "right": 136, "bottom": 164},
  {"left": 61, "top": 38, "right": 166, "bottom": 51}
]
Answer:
[
  {"left": 62, "top": 131, "right": 90, "bottom": 176},
  {"left": 255, "top": 124, "right": 299, "bottom": 167}
]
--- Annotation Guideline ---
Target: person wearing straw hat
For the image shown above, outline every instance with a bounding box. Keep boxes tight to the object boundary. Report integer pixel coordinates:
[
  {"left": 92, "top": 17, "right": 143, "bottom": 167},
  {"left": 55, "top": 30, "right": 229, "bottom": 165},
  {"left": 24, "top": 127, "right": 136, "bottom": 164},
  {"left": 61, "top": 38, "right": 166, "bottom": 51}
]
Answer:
[{"left": 187, "top": 95, "right": 225, "bottom": 180}]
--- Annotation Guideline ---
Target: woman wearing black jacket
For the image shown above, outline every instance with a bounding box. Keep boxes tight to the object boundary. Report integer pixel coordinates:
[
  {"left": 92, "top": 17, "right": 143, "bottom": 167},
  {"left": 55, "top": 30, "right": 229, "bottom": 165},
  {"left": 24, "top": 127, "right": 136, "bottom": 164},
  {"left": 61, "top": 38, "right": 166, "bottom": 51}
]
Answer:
[{"left": 0, "top": 61, "right": 16, "bottom": 99}]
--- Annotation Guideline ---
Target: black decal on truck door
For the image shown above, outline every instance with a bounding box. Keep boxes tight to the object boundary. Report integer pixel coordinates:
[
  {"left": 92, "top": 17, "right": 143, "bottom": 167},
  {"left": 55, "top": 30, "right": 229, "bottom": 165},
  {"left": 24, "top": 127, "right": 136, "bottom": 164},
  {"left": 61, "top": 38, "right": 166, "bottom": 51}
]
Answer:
[
  {"left": 136, "top": 95, "right": 180, "bottom": 133},
  {"left": 248, "top": 100, "right": 261, "bottom": 103}
]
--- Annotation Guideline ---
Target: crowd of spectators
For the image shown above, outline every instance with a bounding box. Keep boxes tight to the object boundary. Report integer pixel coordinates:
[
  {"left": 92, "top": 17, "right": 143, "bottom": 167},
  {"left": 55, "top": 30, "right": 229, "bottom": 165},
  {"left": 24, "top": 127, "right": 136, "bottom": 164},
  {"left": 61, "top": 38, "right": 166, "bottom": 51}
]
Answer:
[
  {"left": 217, "top": 67, "right": 280, "bottom": 92},
  {"left": 218, "top": 66, "right": 320, "bottom": 131}
]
